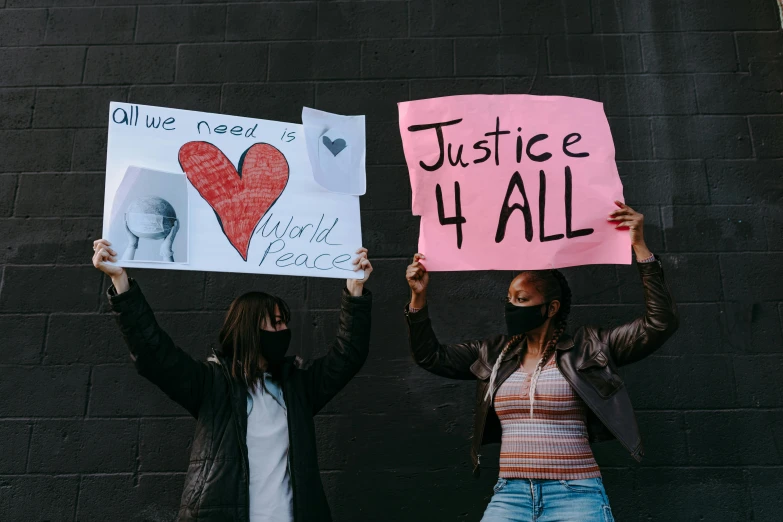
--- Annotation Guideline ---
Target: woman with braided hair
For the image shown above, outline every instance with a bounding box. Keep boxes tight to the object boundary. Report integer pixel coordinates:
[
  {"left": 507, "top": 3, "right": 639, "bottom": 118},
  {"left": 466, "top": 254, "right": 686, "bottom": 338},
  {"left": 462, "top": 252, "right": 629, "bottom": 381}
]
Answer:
[{"left": 404, "top": 202, "right": 678, "bottom": 522}]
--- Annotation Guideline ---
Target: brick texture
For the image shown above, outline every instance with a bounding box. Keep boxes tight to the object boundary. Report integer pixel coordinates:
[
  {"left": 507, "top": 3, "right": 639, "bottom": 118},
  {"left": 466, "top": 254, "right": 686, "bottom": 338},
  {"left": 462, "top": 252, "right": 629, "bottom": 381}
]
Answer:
[{"left": 0, "top": 1, "right": 781, "bottom": 521}]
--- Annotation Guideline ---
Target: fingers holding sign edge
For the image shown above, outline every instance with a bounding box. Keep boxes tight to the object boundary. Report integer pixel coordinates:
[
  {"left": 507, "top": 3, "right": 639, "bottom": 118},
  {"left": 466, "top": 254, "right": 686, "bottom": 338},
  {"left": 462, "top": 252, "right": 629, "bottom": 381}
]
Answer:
[
  {"left": 353, "top": 247, "right": 372, "bottom": 284},
  {"left": 411, "top": 252, "right": 427, "bottom": 270}
]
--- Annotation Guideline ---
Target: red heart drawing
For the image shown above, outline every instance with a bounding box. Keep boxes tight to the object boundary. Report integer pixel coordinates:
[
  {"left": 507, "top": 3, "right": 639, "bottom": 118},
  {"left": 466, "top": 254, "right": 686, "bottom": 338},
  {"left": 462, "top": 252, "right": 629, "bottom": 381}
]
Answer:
[{"left": 178, "top": 141, "right": 289, "bottom": 261}]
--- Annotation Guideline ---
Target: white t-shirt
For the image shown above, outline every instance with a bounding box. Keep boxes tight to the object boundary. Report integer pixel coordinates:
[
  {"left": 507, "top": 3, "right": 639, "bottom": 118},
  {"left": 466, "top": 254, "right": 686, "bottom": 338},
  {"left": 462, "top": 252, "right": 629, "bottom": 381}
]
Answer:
[{"left": 247, "top": 375, "right": 294, "bottom": 522}]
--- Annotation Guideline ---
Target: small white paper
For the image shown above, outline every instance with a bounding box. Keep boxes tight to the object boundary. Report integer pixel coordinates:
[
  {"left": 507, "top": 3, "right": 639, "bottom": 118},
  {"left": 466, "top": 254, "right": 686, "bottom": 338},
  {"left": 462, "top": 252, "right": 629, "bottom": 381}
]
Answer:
[{"left": 302, "top": 107, "right": 366, "bottom": 195}]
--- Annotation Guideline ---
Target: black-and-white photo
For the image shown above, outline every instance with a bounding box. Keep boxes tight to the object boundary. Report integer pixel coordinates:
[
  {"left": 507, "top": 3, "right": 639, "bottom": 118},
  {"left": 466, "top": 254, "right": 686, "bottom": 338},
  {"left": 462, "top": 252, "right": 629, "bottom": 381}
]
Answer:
[{"left": 108, "top": 166, "right": 189, "bottom": 264}]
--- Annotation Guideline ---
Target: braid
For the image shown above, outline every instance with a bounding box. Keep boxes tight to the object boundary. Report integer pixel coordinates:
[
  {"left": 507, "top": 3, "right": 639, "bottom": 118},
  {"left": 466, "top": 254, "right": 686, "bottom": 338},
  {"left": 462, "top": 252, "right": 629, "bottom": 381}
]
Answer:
[
  {"left": 527, "top": 269, "right": 571, "bottom": 417},
  {"left": 484, "top": 334, "right": 524, "bottom": 401}
]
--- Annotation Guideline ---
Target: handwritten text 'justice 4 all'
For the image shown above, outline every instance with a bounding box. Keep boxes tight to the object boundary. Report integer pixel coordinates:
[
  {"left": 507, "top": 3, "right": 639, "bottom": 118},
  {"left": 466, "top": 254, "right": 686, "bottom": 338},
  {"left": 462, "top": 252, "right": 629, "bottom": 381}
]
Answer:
[{"left": 408, "top": 116, "right": 595, "bottom": 249}]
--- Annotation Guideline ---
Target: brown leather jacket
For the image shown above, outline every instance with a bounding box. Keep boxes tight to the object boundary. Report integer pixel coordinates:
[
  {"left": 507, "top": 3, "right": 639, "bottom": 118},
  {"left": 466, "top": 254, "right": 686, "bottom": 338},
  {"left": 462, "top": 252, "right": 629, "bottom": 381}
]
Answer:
[{"left": 405, "top": 258, "right": 678, "bottom": 476}]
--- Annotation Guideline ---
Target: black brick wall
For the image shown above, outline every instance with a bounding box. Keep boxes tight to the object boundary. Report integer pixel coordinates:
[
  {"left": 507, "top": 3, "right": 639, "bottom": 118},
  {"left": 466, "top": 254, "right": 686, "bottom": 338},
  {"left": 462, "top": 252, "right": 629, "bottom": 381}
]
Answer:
[{"left": 0, "top": 1, "right": 781, "bottom": 521}]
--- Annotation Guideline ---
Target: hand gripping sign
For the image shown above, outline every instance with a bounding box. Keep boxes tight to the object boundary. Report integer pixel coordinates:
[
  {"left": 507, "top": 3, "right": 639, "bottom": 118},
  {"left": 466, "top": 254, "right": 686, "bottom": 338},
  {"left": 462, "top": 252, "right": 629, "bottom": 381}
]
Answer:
[{"left": 398, "top": 94, "right": 631, "bottom": 271}]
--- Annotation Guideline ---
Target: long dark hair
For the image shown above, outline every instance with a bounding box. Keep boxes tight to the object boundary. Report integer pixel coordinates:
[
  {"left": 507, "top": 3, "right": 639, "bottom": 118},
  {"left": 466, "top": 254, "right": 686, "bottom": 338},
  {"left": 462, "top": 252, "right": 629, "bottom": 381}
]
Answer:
[
  {"left": 218, "top": 291, "right": 291, "bottom": 392},
  {"left": 485, "top": 269, "right": 572, "bottom": 409}
]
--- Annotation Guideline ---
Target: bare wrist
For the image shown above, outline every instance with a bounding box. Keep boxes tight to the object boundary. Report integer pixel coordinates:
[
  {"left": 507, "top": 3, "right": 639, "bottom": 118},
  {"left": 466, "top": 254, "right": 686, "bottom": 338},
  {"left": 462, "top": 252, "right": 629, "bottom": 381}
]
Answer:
[
  {"left": 112, "top": 272, "right": 130, "bottom": 294},
  {"left": 632, "top": 243, "right": 652, "bottom": 260},
  {"left": 410, "top": 292, "right": 427, "bottom": 309},
  {"left": 346, "top": 281, "right": 363, "bottom": 297}
]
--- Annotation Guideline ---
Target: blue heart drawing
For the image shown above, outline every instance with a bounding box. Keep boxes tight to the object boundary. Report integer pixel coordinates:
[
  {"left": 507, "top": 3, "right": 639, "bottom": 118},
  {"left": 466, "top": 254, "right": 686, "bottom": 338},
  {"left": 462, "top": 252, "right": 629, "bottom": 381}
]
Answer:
[{"left": 322, "top": 136, "right": 347, "bottom": 156}]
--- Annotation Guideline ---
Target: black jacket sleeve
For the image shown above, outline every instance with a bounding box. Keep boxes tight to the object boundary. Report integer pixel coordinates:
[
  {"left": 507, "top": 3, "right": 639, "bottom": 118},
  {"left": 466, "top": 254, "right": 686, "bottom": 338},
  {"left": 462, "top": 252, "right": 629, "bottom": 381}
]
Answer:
[
  {"left": 301, "top": 287, "right": 372, "bottom": 415},
  {"left": 603, "top": 258, "right": 679, "bottom": 367},
  {"left": 405, "top": 304, "right": 481, "bottom": 380},
  {"left": 108, "top": 279, "right": 211, "bottom": 418}
]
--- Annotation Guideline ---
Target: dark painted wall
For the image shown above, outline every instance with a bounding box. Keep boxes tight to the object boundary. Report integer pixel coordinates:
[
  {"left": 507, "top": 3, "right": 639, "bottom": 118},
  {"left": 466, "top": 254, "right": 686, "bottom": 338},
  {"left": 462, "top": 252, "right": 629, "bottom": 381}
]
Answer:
[{"left": 1, "top": 1, "right": 781, "bottom": 520}]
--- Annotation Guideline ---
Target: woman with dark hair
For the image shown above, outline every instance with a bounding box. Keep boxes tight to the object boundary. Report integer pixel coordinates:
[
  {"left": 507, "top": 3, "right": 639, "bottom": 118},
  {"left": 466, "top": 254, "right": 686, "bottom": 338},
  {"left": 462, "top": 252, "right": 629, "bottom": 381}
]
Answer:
[
  {"left": 404, "top": 202, "right": 678, "bottom": 521},
  {"left": 92, "top": 238, "right": 373, "bottom": 522}
]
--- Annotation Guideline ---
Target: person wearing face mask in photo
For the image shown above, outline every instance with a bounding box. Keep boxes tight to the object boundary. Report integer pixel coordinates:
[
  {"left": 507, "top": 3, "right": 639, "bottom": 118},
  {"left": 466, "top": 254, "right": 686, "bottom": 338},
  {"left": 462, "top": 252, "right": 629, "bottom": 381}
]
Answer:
[
  {"left": 91, "top": 238, "right": 373, "bottom": 522},
  {"left": 403, "top": 202, "right": 678, "bottom": 522}
]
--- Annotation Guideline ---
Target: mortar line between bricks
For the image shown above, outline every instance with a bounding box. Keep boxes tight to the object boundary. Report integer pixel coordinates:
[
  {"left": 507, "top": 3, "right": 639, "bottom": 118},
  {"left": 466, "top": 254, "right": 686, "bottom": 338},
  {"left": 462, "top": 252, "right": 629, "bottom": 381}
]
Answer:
[
  {"left": 38, "top": 313, "right": 49, "bottom": 364},
  {"left": 358, "top": 40, "right": 364, "bottom": 80},
  {"left": 73, "top": 475, "right": 82, "bottom": 521},
  {"left": 451, "top": 38, "right": 456, "bottom": 76},
  {"left": 692, "top": 74, "right": 701, "bottom": 114},
  {"left": 223, "top": 2, "right": 228, "bottom": 43},
  {"left": 83, "top": 366, "right": 93, "bottom": 418},
  {"left": 648, "top": 117, "right": 657, "bottom": 159},
  {"left": 79, "top": 46, "right": 88, "bottom": 84},
  {"left": 409, "top": 0, "right": 417, "bottom": 38},
  {"left": 173, "top": 43, "right": 181, "bottom": 83},
  {"left": 132, "top": 5, "right": 139, "bottom": 44},
  {"left": 700, "top": 159, "right": 712, "bottom": 205},
  {"left": 9, "top": 171, "right": 20, "bottom": 216},
  {"left": 683, "top": 410, "right": 695, "bottom": 463},
  {"left": 68, "top": 126, "right": 77, "bottom": 171},
  {"left": 315, "top": 0, "right": 320, "bottom": 39},
  {"left": 732, "top": 31, "right": 742, "bottom": 67},
  {"left": 658, "top": 206, "right": 667, "bottom": 251},
  {"left": 728, "top": 351, "right": 740, "bottom": 408},
  {"left": 133, "top": 418, "right": 141, "bottom": 487},
  {"left": 26, "top": 86, "right": 37, "bottom": 129},
  {"left": 497, "top": 0, "right": 502, "bottom": 36},
  {"left": 24, "top": 422, "right": 33, "bottom": 472},
  {"left": 265, "top": 43, "right": 271, "bottom": 82},
  {"left": 5, "top": 33, "right": 774, "bottom": 50},
  {"left": 746, "top": 116, "right": 757, "bottom": 158}
]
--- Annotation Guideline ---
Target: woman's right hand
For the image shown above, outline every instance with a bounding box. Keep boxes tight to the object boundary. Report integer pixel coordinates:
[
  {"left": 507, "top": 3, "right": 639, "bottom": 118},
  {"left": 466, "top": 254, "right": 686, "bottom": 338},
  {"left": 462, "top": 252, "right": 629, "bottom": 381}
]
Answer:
[
  {"left": 93, "top": 239, "right": 130, "bottom": 293},
  {"left": 406, "top": 253, "right": 429, "bottom": 309}
]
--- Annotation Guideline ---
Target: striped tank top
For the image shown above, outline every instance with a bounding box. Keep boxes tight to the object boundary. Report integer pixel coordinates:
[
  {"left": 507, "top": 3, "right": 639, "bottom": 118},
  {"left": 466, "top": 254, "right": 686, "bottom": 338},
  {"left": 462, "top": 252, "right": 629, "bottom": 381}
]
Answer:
[{"left": 493, "top": 356, "right": 601, "bottom": 480}]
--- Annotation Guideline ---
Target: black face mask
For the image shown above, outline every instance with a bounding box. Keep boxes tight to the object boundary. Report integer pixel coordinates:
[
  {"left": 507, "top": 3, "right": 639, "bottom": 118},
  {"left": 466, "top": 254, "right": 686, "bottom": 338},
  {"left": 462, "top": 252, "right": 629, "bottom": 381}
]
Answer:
[
  {"left": 504, "top": 301, "right": 549, "bottom": 337},
  {"left": 259, "top": 329, "right": 291, "bottom": 366}
]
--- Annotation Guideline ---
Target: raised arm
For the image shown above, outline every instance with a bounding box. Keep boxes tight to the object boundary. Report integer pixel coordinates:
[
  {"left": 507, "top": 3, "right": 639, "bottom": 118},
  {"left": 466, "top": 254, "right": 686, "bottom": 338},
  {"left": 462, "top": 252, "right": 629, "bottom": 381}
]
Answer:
[
  {"left": 603, "top": 258, "right": 678, "bottom": 366},
  {"left": 404, "top": 253, "right": 480, "bottom": 380},
  {"left": 602, "top": 202, "right": 679, "bottom": 366},
  {"left": 93, "top": 239, "right": 210, "bottom": 418},
  {"left": 301, "top": 248, "right": 373, "bottom": 414}
]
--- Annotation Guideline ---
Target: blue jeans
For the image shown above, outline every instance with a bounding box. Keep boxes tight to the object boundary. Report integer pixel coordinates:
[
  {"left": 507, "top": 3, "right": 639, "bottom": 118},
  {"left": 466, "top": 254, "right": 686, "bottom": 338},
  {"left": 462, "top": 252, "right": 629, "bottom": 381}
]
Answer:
[{"left": 481, "top": 478, "right": 615, "bottom": 522}]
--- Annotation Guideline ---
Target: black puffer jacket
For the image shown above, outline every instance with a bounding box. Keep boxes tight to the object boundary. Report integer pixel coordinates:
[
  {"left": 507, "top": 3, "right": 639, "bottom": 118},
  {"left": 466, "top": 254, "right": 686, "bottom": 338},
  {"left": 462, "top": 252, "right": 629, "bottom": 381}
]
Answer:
[{"left": 109, "top": 279, "right": 372, "bottom": 522}]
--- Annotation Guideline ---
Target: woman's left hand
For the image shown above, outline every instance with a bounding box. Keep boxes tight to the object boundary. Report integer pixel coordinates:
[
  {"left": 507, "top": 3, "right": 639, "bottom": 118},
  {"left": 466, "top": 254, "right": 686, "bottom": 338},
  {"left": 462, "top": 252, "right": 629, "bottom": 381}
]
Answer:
[
  {"left": 346, "top": 247, "right": 373, "bottom": 296},
  {"left": 608, "top": 201, "right": 652, "bottom": 259}
]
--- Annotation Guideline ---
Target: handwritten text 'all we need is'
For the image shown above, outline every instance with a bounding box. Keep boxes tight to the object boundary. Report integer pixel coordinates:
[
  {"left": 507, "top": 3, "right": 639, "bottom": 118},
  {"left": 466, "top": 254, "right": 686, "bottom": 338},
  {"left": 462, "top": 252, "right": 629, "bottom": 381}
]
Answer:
[{"left": 111, "top": 104, "right": 297, "bottom": 142}]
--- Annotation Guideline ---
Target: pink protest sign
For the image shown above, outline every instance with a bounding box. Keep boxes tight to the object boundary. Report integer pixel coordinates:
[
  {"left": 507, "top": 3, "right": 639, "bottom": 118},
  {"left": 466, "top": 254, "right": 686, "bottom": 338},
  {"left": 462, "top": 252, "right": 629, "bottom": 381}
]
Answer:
[{"left": 398, "top": 95, "right": 631, "bottom": 271}]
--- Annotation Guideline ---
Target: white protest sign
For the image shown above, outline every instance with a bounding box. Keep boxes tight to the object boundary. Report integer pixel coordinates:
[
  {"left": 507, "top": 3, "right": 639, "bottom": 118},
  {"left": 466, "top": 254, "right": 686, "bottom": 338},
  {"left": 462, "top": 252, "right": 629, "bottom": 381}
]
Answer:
[
  {"left": 302, "top": 107, "right": 366, "bottom": 195},
  {"left": 103, "top": 102, "right": 364, "bottom": 279}
]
